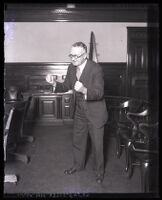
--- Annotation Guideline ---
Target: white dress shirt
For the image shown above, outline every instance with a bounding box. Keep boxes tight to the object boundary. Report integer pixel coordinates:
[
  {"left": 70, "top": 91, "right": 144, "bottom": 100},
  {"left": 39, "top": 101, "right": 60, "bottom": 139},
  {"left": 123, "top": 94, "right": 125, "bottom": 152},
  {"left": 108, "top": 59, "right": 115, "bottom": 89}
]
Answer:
[
  {"left": 77, "top": 59, "right": 87, "bottom": 76},
  {"left": 77, "top": 59, "right": 88, "bottom": 100}
]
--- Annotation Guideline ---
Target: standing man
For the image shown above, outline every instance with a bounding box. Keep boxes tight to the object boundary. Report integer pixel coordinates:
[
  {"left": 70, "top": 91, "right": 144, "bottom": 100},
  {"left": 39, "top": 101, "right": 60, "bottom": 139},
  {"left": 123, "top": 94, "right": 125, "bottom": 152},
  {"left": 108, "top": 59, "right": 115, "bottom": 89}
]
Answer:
[{"left": 46, "top": 42, "right": 108, "bottom": 183}]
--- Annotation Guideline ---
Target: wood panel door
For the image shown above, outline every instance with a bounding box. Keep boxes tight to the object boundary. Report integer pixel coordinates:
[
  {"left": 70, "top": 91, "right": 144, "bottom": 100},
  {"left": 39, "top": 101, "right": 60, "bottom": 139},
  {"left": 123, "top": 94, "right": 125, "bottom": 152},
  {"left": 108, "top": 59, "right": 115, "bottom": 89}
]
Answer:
[
  {"left": 127, "top": 27, "right": 159, "bottom": 103},
  {"left": 127, "top": 27, "right": 148, "bottom": 100}
]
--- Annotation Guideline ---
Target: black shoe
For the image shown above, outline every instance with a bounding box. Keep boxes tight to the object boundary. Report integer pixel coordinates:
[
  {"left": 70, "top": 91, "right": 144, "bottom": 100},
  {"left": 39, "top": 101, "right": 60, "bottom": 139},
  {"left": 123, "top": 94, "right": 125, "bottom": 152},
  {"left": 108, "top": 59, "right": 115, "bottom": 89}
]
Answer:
[
  {"left": 96, "top": 174, "right": 104, "bottom": 184},
  {"left": 64, "top": 167, "right": 77, "bottom": 175}
]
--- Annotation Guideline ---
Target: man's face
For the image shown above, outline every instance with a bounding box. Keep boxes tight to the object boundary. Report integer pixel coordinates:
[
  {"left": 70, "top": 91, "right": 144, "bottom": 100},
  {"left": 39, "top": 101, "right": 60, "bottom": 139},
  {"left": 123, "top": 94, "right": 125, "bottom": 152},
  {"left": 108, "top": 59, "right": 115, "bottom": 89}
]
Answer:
[{"left": 69, "top": 46, "right": 87, "bottom": 66}]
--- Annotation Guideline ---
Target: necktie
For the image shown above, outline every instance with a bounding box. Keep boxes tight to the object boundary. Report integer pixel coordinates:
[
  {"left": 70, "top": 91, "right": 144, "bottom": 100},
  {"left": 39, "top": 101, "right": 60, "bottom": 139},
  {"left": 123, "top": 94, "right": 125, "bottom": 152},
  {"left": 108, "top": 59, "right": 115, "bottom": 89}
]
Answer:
[{"left": 76, "top": 67, "right": 81, "bottom": 80}]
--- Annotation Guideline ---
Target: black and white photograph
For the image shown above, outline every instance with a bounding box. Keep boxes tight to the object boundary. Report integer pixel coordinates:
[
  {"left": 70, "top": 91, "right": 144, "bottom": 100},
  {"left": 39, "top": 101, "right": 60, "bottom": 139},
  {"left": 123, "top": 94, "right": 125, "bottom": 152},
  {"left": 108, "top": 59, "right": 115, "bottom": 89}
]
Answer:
[{"left": 3, "top": 1, "right": 159, "bottom": 198}]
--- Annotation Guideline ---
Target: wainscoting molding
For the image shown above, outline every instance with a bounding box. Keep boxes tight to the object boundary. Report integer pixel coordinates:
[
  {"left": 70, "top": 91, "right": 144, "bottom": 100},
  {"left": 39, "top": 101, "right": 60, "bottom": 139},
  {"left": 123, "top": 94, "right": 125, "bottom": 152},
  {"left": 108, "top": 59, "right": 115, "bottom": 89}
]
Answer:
[{"left": 4, "top": 62, "right": 127, "bottom": 96}]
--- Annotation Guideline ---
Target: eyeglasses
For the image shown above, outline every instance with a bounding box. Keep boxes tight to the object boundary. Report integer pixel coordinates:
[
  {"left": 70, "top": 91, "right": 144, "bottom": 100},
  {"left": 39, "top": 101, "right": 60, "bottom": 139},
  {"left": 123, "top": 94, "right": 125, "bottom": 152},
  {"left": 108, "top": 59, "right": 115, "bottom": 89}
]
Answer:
[{"left": 68, "top": 52, "right": 85, "bottom": 59}]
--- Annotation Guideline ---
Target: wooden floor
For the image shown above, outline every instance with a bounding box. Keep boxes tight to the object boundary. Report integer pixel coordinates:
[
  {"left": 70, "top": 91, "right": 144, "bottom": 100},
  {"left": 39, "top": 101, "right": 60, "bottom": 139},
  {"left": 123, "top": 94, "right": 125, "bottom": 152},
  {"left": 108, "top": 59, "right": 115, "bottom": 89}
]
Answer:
[{"left": 4, "top": 124, "right": 159, "bottom": 198}]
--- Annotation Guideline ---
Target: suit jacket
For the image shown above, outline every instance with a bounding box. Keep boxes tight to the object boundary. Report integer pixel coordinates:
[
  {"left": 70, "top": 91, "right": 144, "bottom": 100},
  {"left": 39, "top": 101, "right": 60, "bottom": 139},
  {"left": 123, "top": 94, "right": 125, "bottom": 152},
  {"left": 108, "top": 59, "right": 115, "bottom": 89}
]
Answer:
[{"left": 55, "top": 59, "right": 108, "bottom": 128}]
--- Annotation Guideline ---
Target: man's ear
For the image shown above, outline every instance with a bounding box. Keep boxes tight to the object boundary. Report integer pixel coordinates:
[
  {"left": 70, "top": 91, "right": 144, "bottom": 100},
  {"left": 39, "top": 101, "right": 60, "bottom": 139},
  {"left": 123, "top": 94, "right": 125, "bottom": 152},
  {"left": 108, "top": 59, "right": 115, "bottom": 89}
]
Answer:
[{"left": 84, "top": 53, "right": 88, "bottom": 59}]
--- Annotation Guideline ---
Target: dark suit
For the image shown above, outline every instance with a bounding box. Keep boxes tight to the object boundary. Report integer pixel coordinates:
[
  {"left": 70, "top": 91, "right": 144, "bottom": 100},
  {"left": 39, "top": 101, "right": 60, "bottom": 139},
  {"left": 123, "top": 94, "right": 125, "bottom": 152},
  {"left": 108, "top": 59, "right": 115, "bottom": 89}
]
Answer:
[{"left": 55, "top": 59, "right": 108, "bottom": 175}]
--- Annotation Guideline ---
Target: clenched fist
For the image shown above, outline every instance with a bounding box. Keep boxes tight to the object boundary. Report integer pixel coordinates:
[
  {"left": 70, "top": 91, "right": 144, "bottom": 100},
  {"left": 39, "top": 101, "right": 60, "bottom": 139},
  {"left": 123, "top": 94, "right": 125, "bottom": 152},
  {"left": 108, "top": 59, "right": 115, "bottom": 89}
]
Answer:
[
  {"left": 74, "top": 81, "right": 87, "bottom": 95},
  {"left": 46, "top": 74, "right": 56, "bottom": 86}
]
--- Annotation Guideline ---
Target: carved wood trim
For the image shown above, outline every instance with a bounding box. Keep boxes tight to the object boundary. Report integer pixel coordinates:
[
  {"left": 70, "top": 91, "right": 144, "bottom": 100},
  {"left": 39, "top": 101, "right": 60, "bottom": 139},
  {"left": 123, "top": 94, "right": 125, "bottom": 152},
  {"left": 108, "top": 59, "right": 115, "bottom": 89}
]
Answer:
[{"left": 4, "top": 3, "right": 158, "bottom": 22}]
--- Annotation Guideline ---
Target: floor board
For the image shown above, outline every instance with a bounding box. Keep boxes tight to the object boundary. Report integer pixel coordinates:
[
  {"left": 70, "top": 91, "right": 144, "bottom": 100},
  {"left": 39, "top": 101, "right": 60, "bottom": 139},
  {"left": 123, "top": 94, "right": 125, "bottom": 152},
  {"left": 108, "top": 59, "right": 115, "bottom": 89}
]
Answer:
[{"left": 4, "top": 124, "right": 159, "bottom": 197}]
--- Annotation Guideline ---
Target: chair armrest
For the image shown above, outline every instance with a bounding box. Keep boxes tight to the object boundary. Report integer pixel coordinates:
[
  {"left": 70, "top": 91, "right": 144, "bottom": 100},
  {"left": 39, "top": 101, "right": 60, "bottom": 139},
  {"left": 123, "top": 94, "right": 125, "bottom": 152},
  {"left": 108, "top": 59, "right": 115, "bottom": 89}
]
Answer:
[
  {"left": 127, "top": 109, "right": 148, "bottom": 117},
  {"left": 126, "top": 109, "right": 148, "bottom": 125},
  {"left": 125, "top": 109, "right": 149, "bottom": 140}
]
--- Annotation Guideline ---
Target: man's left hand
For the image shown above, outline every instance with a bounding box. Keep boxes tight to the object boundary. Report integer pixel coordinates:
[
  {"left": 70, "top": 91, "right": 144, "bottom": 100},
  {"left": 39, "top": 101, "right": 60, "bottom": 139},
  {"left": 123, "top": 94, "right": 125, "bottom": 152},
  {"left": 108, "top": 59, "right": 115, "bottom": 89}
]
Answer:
[{"left": 74, "top": 81, "right": 86, "bottom": 94}]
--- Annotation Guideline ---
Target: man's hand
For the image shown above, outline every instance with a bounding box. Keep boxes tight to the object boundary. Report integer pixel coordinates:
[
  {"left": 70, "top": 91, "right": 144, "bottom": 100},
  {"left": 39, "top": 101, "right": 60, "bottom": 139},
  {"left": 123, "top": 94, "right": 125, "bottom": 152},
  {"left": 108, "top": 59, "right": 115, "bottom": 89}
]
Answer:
[
  {"left": 46, "top": 74, "right": 56, "bottom": 85},
  {"left": 74, "top": 81, "right": 87, "bottom": 95}
]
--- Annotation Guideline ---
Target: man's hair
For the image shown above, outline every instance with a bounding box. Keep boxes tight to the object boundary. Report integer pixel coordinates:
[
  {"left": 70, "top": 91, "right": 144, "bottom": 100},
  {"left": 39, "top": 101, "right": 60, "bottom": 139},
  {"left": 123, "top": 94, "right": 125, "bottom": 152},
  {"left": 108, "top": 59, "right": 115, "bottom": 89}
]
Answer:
[{"left": 72, "top": 42, "right": 87, "bottom": 53}]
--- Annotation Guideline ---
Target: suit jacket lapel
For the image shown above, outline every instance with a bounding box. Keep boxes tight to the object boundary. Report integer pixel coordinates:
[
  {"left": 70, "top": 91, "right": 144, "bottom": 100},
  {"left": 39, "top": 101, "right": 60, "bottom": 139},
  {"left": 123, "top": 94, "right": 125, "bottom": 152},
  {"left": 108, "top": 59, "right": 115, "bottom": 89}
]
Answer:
[
  {"left": 80, "top": 59, "right": 91, "bottom": 85},
  {"left": 70, "top": 64, "right": 77, "bottom": 88}
]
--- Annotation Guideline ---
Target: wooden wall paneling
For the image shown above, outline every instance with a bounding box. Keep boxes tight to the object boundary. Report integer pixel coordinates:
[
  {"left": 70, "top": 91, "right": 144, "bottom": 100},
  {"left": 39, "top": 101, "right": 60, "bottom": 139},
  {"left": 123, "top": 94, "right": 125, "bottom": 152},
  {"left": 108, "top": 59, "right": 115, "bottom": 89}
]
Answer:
[
  {"left": 4, "top": 63, "right": 70, "bottom": 92},
  {"left": 147, "top": 27, "right": 159, "bottom": 113},
  {"left": 131, "top": 75, "right": 149, "bottom": 100},
  {"left": 5, "top": 62, "right": 127, "bottom": 96},
  {"left": 101, "top": 63, "right": 127, "bottom": 96}
]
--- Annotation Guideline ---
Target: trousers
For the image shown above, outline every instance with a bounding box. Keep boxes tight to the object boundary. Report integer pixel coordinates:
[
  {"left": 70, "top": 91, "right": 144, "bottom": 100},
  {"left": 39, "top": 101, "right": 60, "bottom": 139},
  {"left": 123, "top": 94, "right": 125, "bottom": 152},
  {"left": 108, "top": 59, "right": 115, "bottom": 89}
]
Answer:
[{"left": 72, "top": 93, "right": 104, "bottom": 176}]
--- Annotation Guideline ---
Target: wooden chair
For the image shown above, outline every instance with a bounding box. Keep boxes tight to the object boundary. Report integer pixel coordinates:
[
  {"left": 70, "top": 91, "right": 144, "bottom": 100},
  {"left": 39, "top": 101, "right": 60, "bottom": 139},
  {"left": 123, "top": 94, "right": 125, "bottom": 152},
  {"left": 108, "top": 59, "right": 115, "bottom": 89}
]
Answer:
[
  {"left": 123, "top": 109, "right": 149, "bottom": 173},
  {"left": 110, "top": 98, "right": 149, "bottom": 173},
  {"left": 17, "top": 96, "right": 34, "bottom": 143},
  {"left": 126, "top": 104, "right": 159, "bottom": 192},
  {"left": 4, "top": 107, "right": 18, "bottom": 184},
  {"left": 126, "top": 117, "right": 159, "bottom": 192},
  {"left": 5, "top": 87, "right": 34, "bottom": 143},
  {"left": 4, "top": 86, "right": 23, "bottom": 102},
  {"left": 5, "top": 101, "right": 30, "bottom": 164},
  {"left": 110, "top": 99, "right": 147, "bottom": 155}
]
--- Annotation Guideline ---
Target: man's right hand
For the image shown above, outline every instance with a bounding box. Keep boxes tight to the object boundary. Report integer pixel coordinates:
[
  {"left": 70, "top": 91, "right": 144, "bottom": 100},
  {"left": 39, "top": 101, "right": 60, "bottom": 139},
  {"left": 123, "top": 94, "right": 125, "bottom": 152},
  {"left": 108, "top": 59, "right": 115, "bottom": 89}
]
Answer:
[{"left": 46, "top": 74, "right": 55, "bottom": 84}]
